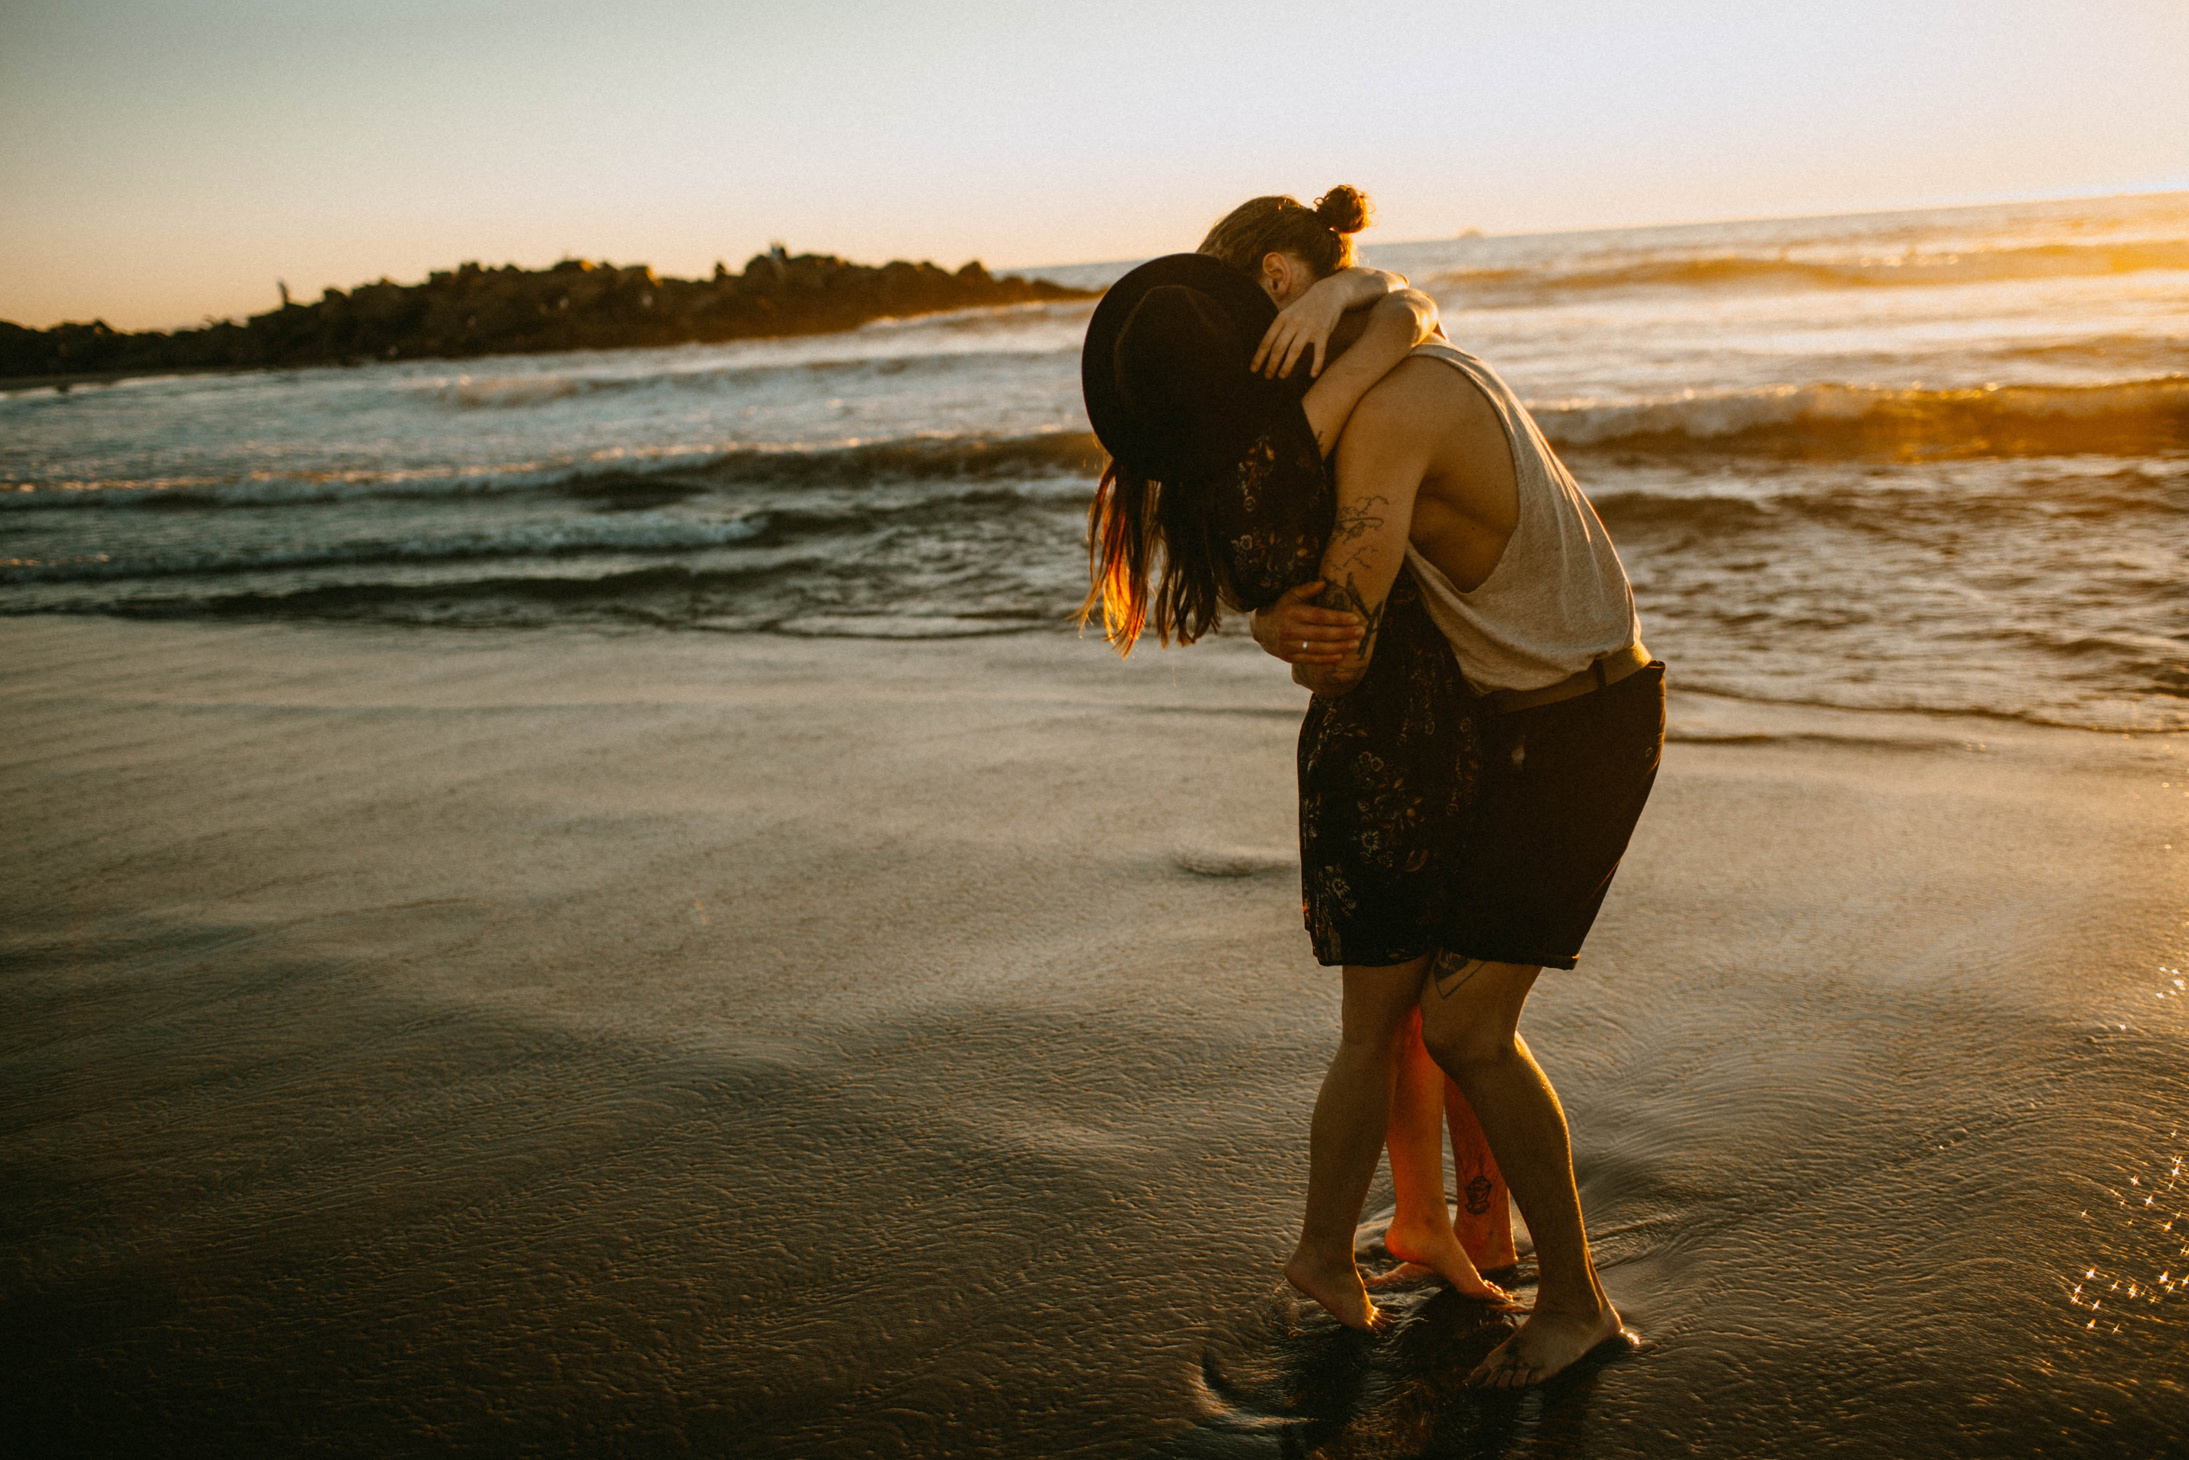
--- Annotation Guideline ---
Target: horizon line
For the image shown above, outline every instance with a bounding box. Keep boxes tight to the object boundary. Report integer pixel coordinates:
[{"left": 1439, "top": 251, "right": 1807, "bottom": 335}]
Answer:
[
  {"left": 1009, "top": 184, "right": 2189, "bottom": 275},
  {"left": 14, "top": 183, "right": 2187, "bottom": 334}
]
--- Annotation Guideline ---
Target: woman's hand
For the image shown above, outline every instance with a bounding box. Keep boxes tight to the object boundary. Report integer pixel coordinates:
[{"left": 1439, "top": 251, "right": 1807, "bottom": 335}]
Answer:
[
  {"left": 1254, "top": 288, "right": 1349, "bottom": 382},
  {"left": 1253, "top": 267, "right": 1405, "bottom": 380},
  {"left": 1251, "top": 580, "right": 1365, "bottom": 666}
]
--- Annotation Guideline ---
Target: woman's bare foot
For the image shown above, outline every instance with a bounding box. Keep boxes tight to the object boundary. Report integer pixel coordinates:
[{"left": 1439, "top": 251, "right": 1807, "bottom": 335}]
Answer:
[
  {"left": 1465, "top": 1302, "right": 1626, "bottom": 1388},
  {"left": 1366, "top": 1260, "right": 1521, "bottom": 1307},
  {"left": 1362, "top": 1259, "right": 1435, "bottom": 1292},
  {"left": 1283, "top": 1249, "right": 1390, "bottom": 1332},
  {"left": 1382, "top": 1213, "right": 1509, "bottom": 1302}
]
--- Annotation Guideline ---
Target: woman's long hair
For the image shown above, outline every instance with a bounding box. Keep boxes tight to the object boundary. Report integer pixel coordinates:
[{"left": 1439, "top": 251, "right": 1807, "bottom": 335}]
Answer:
[
  {"left": 1082, "top": 457, "right": 1229, "bottom": 655},
  {"left": 1084, "top": 184, "right": 1369, "bottom": 655}
]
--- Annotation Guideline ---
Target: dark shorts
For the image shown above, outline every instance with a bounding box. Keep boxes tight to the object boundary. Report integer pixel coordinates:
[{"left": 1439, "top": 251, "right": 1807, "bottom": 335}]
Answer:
[{"left": 1441, "top": 663, "right": 1666, "bottom": 970}]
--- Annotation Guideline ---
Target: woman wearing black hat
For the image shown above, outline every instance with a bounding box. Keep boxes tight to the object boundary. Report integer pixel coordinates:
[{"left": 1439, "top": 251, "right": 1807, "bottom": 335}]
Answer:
[
  {"left": 1080, "top": 190, "right": 1512, "bottom": 1331},
  {"left": 1208, "top": 188, "right": 1524, "bottom": 1310}
]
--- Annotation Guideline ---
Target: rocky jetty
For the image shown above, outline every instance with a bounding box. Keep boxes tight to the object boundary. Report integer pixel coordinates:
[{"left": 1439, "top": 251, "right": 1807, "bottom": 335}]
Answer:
[{"left": 0, "top": 250, "right": 1094, "bottom": 381}]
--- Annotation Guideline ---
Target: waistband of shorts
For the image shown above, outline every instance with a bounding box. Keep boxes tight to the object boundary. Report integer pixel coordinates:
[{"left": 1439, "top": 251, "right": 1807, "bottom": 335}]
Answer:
[{"left": 1486, "top": 641, "right": 1653, "bottom": 715}]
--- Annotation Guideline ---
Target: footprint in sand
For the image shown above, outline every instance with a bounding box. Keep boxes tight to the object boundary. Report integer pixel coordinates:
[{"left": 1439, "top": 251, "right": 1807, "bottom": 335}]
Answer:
[{"left": 1172, "top": 843, "right": 1296, "bottom": 878}]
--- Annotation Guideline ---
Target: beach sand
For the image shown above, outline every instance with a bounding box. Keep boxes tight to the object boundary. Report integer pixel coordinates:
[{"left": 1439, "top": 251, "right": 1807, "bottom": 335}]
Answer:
[{"left": 4, "top": 617, "right": 2185, "bottom": 1458}]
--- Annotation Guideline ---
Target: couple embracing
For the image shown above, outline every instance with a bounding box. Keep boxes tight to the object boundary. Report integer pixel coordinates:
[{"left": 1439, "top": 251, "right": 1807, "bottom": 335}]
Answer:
[{"left": 1080, "top": 187, "right": 1663, "bottom": 1388}]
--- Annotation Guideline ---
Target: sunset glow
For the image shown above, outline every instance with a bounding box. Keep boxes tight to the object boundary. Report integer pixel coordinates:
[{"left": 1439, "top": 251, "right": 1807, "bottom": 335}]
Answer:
[{"left": 3, "top": 0, "right": 2186, "bottom": 330}]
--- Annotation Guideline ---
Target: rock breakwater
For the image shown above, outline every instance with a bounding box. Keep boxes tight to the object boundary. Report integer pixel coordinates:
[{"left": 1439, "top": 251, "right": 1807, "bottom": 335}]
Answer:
[{"left": 0, "top": 250, "right": 1093, "bottom": 381}]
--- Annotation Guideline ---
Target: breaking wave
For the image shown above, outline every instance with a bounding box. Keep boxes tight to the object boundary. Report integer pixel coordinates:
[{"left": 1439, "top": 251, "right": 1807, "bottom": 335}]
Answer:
[
  {"left": 1540, "top": 376, "right": 2189, "bottom": 458},
  {"left": 0, "top": 431, "right": 1108, "bottom": 511},
  {"left": 420, "top": 342, "right": 1077, "bottom": 410},
  {"left": 1427, "top": 239, "right": 2189, "bottom": 304},
  {"left": 0, "top": 478, "right": 1095, "bottom": 585},
  {"left": 10, "top": 375, "right": 2187, "bottom": 522}
]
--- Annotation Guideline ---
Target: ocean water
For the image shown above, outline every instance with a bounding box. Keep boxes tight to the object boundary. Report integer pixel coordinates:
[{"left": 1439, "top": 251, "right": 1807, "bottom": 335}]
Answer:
[{"left": 3, "top": 191, "right": 2186, "bottom": 729}]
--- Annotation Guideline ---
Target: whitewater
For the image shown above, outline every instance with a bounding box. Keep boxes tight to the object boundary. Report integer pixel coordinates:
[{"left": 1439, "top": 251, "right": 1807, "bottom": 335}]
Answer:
[{"left": 3, "top": 190, "right": 2184, "bottom": 730}]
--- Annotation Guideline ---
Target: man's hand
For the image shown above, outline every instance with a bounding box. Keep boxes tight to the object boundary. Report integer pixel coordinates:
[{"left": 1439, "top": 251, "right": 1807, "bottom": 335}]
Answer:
[{"left": 1251, "top": 580, "right": 1365, "bottom": 666}]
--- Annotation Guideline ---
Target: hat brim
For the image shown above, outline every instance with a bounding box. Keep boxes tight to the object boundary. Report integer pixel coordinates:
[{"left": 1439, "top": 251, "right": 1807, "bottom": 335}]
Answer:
[{"left": 1081, "top": 254, "right": 1304, "bottom": 481}]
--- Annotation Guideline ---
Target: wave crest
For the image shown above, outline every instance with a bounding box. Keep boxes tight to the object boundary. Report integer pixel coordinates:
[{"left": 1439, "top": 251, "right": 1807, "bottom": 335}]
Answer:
[
  {"left": 1427, "top": 239, "right": 2189, "bottom": 304},
  {"left": 1542, "top": 376, "right": 2189, "bottom": 458},
  {"left": 1, "top": 431, "right": 1109, "bottom": 511}
]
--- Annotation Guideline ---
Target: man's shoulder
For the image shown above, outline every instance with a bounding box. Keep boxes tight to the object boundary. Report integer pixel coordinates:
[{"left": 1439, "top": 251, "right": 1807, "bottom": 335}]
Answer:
[{"left": 1355, "top": 352, "right": 1502, "bottom": 441}]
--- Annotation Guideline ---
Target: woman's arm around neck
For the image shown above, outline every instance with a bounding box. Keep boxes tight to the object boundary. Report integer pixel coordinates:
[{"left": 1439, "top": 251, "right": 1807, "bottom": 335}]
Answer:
[{"left": 1298, "top": 290, "right": 1438, "bottom": 459}]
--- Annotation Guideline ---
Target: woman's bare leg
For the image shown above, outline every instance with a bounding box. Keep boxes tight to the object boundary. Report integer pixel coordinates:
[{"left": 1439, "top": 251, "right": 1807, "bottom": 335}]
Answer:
[
  {"left": 1283, "top": 956, "right": 1431, "bottom": 1331},
  {"left": 1376, "top": 1009, "right": 1508, "bottom": 1299},
  {"left": 1444, "top": 1077, "right": 1517, "bottom": 1271}
]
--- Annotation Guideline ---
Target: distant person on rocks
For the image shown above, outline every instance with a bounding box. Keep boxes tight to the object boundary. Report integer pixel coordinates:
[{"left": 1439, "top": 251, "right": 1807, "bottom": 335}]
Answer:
[{"left": 1083, "top": 187, "right": 1659, "bottom": 1387}]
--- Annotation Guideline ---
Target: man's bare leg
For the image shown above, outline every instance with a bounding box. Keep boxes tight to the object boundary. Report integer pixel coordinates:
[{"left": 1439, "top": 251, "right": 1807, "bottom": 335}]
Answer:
[
  {"left": 1419, "top": 953, "right": 1624, "bottom": 1387},
  {"left": 1283, "top": 956, "right": 1431, "bottom": 1331},
  {"left": 1376, "top": 1008, "right": 1508, "bottom": 1300},
  {"left": 1444, "top": 1077, "right": 1518, "bottom": 1271}
]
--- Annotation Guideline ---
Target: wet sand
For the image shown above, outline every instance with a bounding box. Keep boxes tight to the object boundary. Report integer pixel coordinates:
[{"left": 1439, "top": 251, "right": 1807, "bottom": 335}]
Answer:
[{"left": 3, "top": 617, "right": 2185, "bottom": 1458}]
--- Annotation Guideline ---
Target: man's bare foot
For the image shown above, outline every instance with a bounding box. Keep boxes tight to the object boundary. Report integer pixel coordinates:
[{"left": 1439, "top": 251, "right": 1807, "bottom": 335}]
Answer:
[
  {"left": 1382, "top": 1215, "right": 1509, "bottom": 1302},
  {"left": 1283, "top": 1250, "right": 1390, "bottom": 1333},
  {"left": 1465, "top": 1302, "right": 1626, "bottom": 1388}
]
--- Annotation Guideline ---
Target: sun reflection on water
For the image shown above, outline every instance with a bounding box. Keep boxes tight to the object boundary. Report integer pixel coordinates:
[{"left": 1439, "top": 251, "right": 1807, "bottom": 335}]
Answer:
[{"left": 2068, "top": 1100, "right": 2185, "bottom": 1336}]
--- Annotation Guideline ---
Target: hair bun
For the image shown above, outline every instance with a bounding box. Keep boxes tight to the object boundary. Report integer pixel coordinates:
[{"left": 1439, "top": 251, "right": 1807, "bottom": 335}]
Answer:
[{"left": 1312, "top": 185, "right": 1371, "bottom": 235}]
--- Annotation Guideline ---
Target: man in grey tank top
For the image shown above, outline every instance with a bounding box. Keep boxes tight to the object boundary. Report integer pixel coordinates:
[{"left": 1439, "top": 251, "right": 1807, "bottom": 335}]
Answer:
[{"left": 1257, "top": 340, "right": 1665, "bottom": 1387}]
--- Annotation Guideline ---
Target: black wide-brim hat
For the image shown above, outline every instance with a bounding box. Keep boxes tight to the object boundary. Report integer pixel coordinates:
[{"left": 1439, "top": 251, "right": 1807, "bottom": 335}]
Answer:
[{"left": 1082, "top": 253, "right": 1313, "bottom": 483}]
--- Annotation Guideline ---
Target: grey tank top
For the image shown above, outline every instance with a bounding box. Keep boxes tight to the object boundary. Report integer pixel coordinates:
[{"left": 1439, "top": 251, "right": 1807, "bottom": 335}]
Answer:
[{"left": 1399, "top": 342, "right": 1642, "bottom": 693}]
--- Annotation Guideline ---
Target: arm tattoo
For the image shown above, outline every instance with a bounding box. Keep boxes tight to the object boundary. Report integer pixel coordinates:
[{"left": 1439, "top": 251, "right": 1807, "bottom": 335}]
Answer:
[
  {"left": 1431, "top": 952, "right": 1488, "bottom": 1000},
  {"left": 1331, "top": 495, "right": 1388, "bottom": 544},
  {"left": 1314, "top": 574, "right": 1384, "bottom": 660}
]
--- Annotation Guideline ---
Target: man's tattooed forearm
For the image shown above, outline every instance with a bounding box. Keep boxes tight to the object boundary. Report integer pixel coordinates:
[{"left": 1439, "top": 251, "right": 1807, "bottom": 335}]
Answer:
[
  {"left": 1313, "top": 575, "right": 1384, "bottom": 658},
  {"left": 1332, "top": 496, "right": 1388, "bottom": 544}
]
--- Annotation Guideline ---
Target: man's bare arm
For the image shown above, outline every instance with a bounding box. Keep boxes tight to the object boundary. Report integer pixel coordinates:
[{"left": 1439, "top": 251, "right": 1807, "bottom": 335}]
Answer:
[
  {"left": 1249, "top": 291, "right": 1437, "bottom": 667},
  {"left": 1291, "top": 377, "right": 1433, "bottom": 697}
]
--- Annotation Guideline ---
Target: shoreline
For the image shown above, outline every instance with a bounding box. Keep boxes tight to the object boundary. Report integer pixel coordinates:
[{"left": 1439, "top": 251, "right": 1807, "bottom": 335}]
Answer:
[
  {"left": 0, "top": 360, "right": 288, "bottom": 394},
  {"left": 4, "top": 608, "right": 2180, "bottom": 743},
  {"left": 5, "top": 616, "right": 2184, "bottom": 1457}
]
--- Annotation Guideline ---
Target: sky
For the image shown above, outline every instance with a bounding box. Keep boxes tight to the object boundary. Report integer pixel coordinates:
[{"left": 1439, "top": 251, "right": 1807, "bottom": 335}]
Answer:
[{"left": 3, "top": 0, "right": 2186, "bottom": 331}]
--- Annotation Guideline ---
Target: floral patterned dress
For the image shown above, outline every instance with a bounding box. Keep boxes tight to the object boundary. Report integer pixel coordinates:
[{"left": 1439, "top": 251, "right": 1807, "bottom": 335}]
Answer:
[{"left": 1211, "top": 423, "right": 1487, "bottom": 967}]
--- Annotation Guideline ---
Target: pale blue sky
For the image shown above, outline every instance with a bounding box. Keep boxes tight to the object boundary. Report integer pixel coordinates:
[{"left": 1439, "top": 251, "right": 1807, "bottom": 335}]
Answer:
[{"left": 4, "top": 0, "right": 2186, "bottom": 329}]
